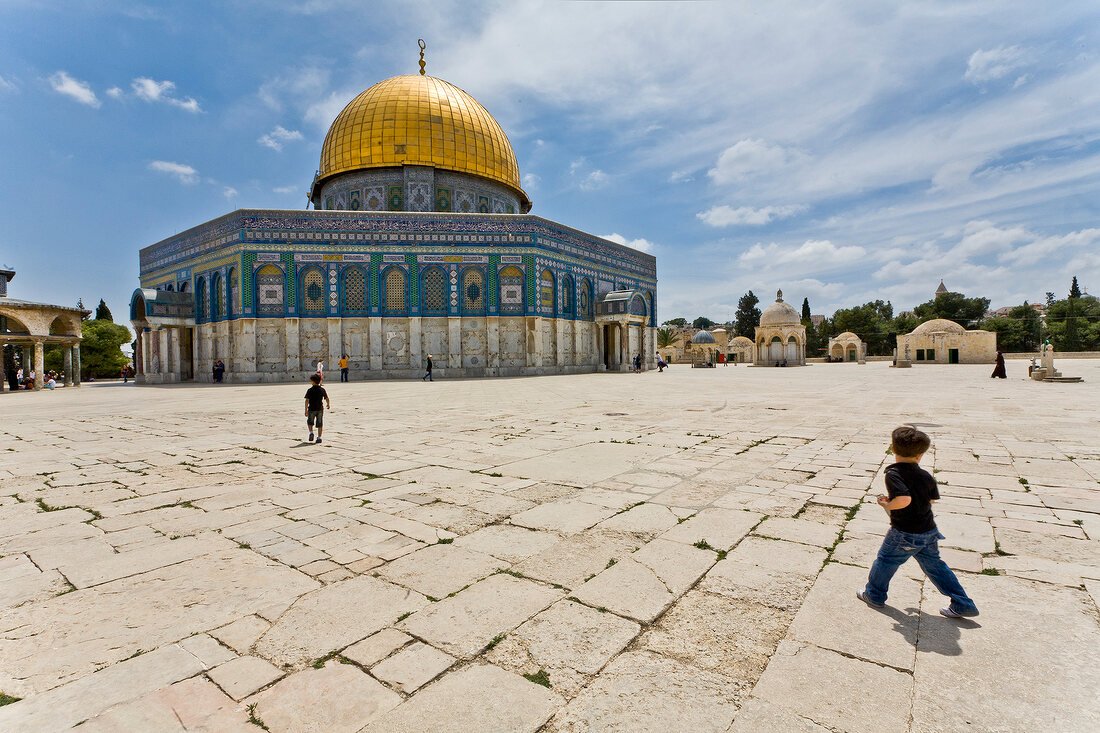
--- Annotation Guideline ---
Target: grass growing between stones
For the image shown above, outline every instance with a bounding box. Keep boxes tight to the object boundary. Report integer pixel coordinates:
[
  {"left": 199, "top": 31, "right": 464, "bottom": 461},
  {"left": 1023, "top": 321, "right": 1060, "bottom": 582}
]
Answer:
[
  {"left": 396, "top": 611, "right": 413, "bottom": 623},
  {"left": 486, "top": 633, "right": 506, "bottom": 650},
  {"left": 247, "top": 703, "right": 270, "bottom": 730},
  {"left": 523, "top": 669, "right": 551, "bottom": 688},
  {"left": 980, "top": 567, "right": 1002, "bottom": 576},
  {"left": 436, "top": 537, "right": 454, "bottom": 544},
  {"left": 35, "top": 498, "right": 75, "bottom": 512},
  {"left": 0, "top": 692, "right": 21, "bottom": 706}
]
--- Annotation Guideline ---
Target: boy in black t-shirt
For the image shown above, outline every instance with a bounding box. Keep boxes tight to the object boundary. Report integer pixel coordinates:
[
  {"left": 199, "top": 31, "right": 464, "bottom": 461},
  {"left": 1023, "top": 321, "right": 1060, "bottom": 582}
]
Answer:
[
  {"left": 304, "top": 374, "right": 331, "bottom": 444},
  {"left": 857, "top": 426, "right": 979, "bottom": 618}
]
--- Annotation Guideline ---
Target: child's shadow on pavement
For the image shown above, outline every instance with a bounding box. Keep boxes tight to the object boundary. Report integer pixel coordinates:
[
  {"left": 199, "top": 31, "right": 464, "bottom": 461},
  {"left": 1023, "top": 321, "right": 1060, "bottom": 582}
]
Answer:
[{"left": 880, "top": 605, "right": 980, "bottom": 657}]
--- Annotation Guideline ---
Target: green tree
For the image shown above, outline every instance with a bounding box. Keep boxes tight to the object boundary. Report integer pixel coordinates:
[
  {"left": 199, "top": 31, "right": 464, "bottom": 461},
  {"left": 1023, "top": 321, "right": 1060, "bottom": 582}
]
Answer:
[
  {"left": 913, "top": 291, "right": 990, "bottom": 328},
  {"left": 77, "top": 298, "right": 90, "bottom": 321},
  {"left": 1046, "top": 295, "right": 1099, "bottom": 351},
  {"left": 983, "top": 304, "right": 1042, "bottom": 353},
  {"left": 656, "top": 328, "right": 677, "bottom": 348},
  {"left": 1045, "top": 292, "right": 1056, "bottom": 307},
  {"left": 801, "top": 297, "right": 811, "bottom": 322},
  {"left": 662, "top": 317, "right": 687, "bottom": 328},
  {"left": 692, "top": 316, "right": 715, "bottom": 330},
  {"left": 734, "top": 291, "right": 760, "bottom": 339},
  {"left": 1069, "top": 276, "right": 1082, "bottom": 299},
  {"left": 831, "top": 300, "right": 894, "bottom": 355},
  {"left": 80, "top": 319, "right": 131, "bottom": 379},
  {"left": 94, "top": 299, "right": 114, "bottom": 322}
]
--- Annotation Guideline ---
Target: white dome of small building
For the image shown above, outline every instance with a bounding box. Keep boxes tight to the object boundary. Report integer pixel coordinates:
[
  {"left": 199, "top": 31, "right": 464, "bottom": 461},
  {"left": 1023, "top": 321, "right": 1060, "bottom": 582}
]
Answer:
[
  {"left": 759, "top": 289, "right": 802, "bottom": 327},
  {"left": 691, "top": 329, "right": 717, "bottom": 344},
  {"left": 911, "top": 318, "right": 966, "bottom": 335}
]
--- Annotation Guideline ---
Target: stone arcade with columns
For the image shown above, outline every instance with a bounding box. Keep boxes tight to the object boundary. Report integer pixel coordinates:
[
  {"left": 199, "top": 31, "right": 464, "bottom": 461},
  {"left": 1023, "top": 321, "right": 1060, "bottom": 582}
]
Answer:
[
  {"left": 0, "top": 268, "right": 85, "bottom": 391},
  {"left": 131, "top": 65, "right": 656, "bottom": 383},
  {"left": 828, "top": 331, "right": 866, "bottom": 362},
  {"left": 754, "top": 290, "right": 806, "bottom": 366}
]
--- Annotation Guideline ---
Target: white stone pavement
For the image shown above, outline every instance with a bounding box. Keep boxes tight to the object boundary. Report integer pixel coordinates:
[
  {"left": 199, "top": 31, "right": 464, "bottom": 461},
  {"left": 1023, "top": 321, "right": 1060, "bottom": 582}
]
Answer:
[{"left": 0, "top": 360, "right": 1098, "bottom": 731}]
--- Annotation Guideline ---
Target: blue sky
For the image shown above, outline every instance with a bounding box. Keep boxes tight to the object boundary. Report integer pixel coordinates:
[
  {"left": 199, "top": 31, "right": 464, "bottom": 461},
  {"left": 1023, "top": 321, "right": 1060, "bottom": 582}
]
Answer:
[{"left": 2, "top": 1, "right": 1099, "bottom": 330}]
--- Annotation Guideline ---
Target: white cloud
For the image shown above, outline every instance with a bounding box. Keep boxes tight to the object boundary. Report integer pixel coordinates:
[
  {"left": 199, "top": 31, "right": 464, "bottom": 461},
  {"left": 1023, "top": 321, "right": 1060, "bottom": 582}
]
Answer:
[
  {"left": 49, "top": 71, "right": 100, "bottom": 108},
  {"left": 273, "top": 185, "right": 299, "bottom": 195},
  {"left": 131, "top": 77, "right": 201, "bottom": 112},
  {"left": 600, "top": 232, "right": 656, "bottom": 253},
  {"left": 223, "top": 186, "right": 238, "bottom": 199},
  {"left": 707, "top": 139, "right": 800, "bottom": 184},
  {"left": 522, "top": 173, "right": 541, "bottom": 190},
  {"left": 304, "top": 89, "right": 355, "bottom": 130},
  {"left": 148, "top": 160, "right": 199, "bottom": 185},
  {"left": 258, "top": 125, "right": 304, "bottom": 151},
  {"left": 697, "top": 204, "right": 805, "bottom": 227},
  {"left": 965, "top": 46, "right": 1028, "bottom": 84},
  {"left": 0, "top": 74, "right": 15, "bottom": 92},
  {"left": 105, "top": 86, "right": 123, "bottom": 99},
  {"left": 739, "top": 239, "right": 866, "bottom": 269},
  {"left": 579, "top": 170, "right": 608, "bottom": 191}
]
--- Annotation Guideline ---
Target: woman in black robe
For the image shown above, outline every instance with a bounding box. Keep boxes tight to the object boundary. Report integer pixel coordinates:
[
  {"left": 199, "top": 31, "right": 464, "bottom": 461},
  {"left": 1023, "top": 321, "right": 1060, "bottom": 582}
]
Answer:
[{"left": 990, "top": 351, "right": 1007, "bottom": 379}]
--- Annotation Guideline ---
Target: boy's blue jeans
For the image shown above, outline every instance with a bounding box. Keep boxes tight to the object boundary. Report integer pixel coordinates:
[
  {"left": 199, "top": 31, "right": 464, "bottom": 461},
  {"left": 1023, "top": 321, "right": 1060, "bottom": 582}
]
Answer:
[{"left": 865, "top": 527, "right": 979, "bottom": 616}]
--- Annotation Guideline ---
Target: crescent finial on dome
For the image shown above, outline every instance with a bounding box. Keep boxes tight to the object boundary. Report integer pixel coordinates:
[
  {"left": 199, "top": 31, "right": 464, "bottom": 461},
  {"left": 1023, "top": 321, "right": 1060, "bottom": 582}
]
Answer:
[{"left": 418, "top": 39, "right": 426, "bottom": 75}]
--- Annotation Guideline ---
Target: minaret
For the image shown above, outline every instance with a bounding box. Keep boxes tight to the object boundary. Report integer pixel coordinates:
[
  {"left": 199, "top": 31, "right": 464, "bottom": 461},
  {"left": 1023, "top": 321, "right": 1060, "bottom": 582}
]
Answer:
[{"left": 935, "top": 280, "right": 948, "bottom": 298}]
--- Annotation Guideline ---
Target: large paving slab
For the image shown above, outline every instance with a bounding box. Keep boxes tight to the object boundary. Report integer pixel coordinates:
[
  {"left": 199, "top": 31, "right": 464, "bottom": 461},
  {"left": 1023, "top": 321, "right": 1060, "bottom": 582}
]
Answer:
[{"left": 1, "top": 362, "right": 1099, "bottom": 731}]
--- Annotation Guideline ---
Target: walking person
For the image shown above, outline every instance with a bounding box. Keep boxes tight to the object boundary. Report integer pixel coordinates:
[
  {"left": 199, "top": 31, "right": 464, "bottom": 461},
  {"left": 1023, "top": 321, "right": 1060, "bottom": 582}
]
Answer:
[
  {"left": 339, "top": 353, "right": 349, "bottom": 382},
  {"left": 304, "top": 373, "right": 330, "bottom": 444},
  {"left": 990, "top": 351, "right": 1007, "bottom": 379},
  {"left": 422, "top": 354, "right": 433, "bottom": 382},
  {"left": 315, "top": 359, "right": 324, "bottom": 383},
  {"left": 857, "top": 426, "right": 979, "bottom": 618}
]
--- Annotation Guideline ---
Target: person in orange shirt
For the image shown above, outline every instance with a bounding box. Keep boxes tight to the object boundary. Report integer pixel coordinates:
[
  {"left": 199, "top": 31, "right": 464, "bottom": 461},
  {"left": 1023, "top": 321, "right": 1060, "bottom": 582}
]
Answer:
[{"left": 338, "top": 354, "right": 349, "bottom": 382}]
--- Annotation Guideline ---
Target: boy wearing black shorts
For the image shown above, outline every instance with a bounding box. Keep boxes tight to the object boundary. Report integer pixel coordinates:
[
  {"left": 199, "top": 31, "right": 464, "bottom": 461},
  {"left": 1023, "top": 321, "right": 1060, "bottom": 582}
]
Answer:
[{"left": 304, "top": 373, "right": 331, "bottom": 444}]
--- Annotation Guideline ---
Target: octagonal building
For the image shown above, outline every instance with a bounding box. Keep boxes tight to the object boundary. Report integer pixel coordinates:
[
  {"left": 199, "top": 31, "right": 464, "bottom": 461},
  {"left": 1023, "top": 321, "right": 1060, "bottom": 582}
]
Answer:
[{"left": 131, "top": 68, "right": 657, "bottom": 383}]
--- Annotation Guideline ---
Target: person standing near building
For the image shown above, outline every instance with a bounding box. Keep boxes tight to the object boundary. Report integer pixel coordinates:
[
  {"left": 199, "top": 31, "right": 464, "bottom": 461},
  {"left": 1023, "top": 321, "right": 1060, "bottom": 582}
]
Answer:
[
  {"left": 422, "top": 354, "right": 433, "bottom": 382},
  {"left": 315, "top": 359, "right": 324, "bottom": 383},
  {"left": 990, "top": 351, "right": 1007, "bottom": 379},
  {"left": 339, "top": 353, "right": 349, "bottom": 382}
]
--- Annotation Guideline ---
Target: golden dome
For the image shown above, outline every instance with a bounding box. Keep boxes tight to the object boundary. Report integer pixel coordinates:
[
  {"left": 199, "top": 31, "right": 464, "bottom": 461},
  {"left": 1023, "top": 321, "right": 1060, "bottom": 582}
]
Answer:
[{"left": 317, "top": 74, "right": 528, "bottom": 207}]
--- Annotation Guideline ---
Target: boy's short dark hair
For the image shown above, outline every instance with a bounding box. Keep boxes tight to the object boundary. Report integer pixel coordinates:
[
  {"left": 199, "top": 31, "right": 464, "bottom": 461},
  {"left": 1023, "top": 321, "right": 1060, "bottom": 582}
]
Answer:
[
  {"left": 309, "top": 374, "right": 321, "bottom": 385},
  {"left": 892, "top": 426, "right": 931, "bottom": 457}
]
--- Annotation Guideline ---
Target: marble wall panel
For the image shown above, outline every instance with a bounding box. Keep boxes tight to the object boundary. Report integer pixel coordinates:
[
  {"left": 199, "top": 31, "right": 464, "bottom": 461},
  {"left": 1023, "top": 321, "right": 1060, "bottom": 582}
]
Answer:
[
  {"left": 541, "top": 319, "right": 557, "bottom": 366},
  {"left": 461, "top": 318, "right": 487, "bottom": 369},
  {"left": 421, "top": 318, "right": 449, "bottom": 363},
  {"left": 382, "top": 319, "right": 411, "bottom": 368},
  {"left": 256, "top": 320, "right": 286, "bottom": 372},
  {"left": 299, "top": 319, "right": 329, "bottom": 369},
  {"left": 343, "top": 319, "right": 371, "bottom": 368},
  {"left": 498, "top": 318, "right": 526, "bottom": 367}
]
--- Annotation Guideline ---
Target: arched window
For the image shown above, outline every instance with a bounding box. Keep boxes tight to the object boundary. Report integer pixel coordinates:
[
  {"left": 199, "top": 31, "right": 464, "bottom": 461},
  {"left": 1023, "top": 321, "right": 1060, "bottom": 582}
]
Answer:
[
  {"left": 299, "top": 267, "right": 326, "bottom": 315},
  {"left": 383, "top": 267, "right": 407, "bottom": 315},
  {"left": 462, "top": 268, "right": 485, "bottom": 314},
  {"left": 561, "top": 274, "right": 574, "bottom": 316},
  {"left": 256, "top": 265, "right": 285, "bottom": 316},
  {"left": 539, "top": 269, "right": 555, "bottom": 316},
  {"left": 629, "top": 294, "right": 647, "bottom": 316},
  {"left": 342, "top": 266, "right": 367, "bottom": 314},
  {"left": 212, "top": 272, "right": 223, "bottom": 320},
  {"left": 179, "top": 281, "right": 189, "bottom": 293},
  {"left": 578, "top": 279, "right": 593, "bottom": 320},
  {"left": 226, "top": 268, "right": 236, "bottom": 317},
  {"left": 421, "top": 267, "right": 446, "bottom": 314},
  {"left": 499, "top": 266, "right": 525, "bottom": 315},
  {"left": 165, "top": 283, "right": 174, "bottom": 292},
  {"left": 195, "top": 277, "right": 207, "bottom": 322}
]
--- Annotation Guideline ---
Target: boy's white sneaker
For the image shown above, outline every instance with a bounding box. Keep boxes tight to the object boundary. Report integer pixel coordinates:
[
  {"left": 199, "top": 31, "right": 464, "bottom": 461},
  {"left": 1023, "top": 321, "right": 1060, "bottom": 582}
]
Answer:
[
  {"left": 939, "top": 606, "right": 963, "bottom": 618},
  {"left": 856, "top": 590, "right": 884, "bottom": 609}
]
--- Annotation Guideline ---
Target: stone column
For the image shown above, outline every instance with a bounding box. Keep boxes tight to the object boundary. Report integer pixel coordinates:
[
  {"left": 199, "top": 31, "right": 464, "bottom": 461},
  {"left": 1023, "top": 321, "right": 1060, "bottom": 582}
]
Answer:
[
  {"left": 485, "top": 316, "right": 499, "bottom": 374},
  {"left": 368, "top": 317, "right": 382, "bottom": 372},
  {"left": 158, "top": 329, "right": 169, "bottom": 377},
  {"left": 327, "top": 318, "right": 342, "bottom": 373},
  {"left": 646, "top": 327, "right": 657, "bottom": 368},
  {"left": 170, "top": 329, "right": 181, "bottom": 382},
  {"left": 141, "top": 331, "right": 151, "bottom": 376},
  {"left": 409, "top": 316, "right": 422, "bottom": 372},
  {"left": 619, "top": 323, "right": 628, "bottom": 371},
  {"left": 285, "top": 318, "right": 300, "bottom": 374},
  {"left": 134, "top": 331, "right": 143, "bottom": 377},
  {"left": 33, "top": 340, "right": 45, "bottom": 390},
  {"left": 555, "top": 318, "right": 565, "bottom": 367},
  {"left": 72, "top": 344, "right": 81, "bottom": 386},
  {"left": 63, "top": 346, "right": 73, "bottom": 386},
  {"left": 595, "top": 324, "right": 604, "bottom": 371},
  {"left": 448, "top": 317, "right": 462, "bottom": 371},
  {"left": 526, "top": 317, "right": 539, "bottom": 370}
]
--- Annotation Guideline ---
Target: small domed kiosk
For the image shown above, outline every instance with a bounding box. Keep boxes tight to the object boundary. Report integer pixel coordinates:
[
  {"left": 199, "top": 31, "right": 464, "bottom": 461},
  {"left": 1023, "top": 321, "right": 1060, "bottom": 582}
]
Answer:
[
  {"left": 727, "top": 335, "right": 754, "bottom": 363},
  {"left": 754, "top": 290, "right": 806, "bottom": 366},
  {"left": 690, "top": 328, "right": 717, "bottom": 367},
  {"left": 828, "top": 331, "right": 865, "bottom": 362}
]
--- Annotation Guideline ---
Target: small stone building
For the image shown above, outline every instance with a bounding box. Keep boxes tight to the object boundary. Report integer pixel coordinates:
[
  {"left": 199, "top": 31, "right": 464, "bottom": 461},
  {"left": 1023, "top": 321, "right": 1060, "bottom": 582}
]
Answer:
[
  {"left": 727, "top": 335, "right": 754, "bottom": 363},
  {"left": 689, "top": 328, "right": 718, "bottom": 364},
  {"left": 754, "top": 290, "right": 806, "bottom": 366},
  {"left": 828, "top": 332, "right": 865, "bottom": 362},
  {"left": 896, "top": 318, "right": 996, "bottom": 364}
]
